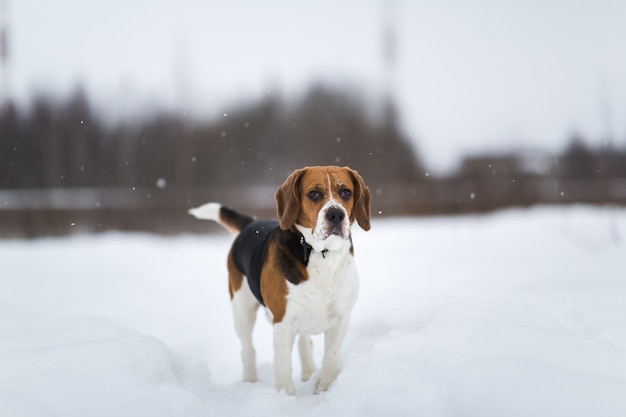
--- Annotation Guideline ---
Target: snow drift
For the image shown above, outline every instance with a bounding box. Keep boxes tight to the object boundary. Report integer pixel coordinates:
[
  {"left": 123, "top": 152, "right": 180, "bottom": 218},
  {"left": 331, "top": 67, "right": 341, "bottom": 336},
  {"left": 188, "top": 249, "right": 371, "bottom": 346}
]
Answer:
[{"left": 1, "top": 205, "right": 625, "bottom": 417}]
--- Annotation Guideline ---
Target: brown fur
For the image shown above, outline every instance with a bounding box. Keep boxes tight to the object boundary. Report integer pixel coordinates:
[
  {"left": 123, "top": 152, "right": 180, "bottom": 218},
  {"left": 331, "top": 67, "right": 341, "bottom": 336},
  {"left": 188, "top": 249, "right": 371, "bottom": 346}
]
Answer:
[
  {"left": 275, "top": 169, "right": 305, "bottom": 230},
  {"left": 260, "top": 241, "right": 289, "bottom": 324},
  {"left": 227, "top": 249, "right": 244, "bottom": 299},
  {"left": 347, "top": 169, "right": 371, "bottom": 231}
]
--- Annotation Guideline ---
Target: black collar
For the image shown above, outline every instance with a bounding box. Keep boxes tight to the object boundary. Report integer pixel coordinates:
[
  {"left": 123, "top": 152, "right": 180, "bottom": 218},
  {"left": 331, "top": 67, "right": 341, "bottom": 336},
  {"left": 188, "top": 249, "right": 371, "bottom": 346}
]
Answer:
[
  {"left": 298, "top": 233, "right": 353, "bottom": 264},
  {"left": 300, "top": 235, "right": 328, "bottom": 264}
]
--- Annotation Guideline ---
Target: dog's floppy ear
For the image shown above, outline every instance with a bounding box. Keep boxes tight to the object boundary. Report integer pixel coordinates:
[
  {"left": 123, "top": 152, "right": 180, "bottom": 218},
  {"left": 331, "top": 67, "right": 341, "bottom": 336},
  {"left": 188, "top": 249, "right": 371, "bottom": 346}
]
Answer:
[
  {"left": 347, "top": 167, "right": 371, "bottom": 231},
  {"left": 275, "top": 168, "right": 305, "bottom": 230}
]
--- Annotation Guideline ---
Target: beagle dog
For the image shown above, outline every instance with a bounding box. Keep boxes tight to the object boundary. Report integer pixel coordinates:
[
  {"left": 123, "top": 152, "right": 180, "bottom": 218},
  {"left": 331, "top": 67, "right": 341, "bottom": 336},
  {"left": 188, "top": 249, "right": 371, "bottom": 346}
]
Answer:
[{"left": 189, "top": 166, "right": 371, "bottom": 394}]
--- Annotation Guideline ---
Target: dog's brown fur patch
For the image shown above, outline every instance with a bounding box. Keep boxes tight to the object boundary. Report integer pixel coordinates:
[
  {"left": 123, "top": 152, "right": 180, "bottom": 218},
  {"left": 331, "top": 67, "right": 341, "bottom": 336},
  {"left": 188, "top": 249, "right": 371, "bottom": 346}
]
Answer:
[
  {"left": 260, "top": 241, "right": 290, "bottom": 324},
  {"left": 227, "top": 248, "right": 244, "bottom": 299}
]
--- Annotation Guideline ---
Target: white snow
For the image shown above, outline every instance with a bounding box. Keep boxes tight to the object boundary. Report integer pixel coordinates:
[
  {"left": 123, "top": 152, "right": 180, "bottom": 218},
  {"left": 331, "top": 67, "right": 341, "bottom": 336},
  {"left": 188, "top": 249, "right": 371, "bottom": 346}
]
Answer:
[{"left": 1, "top": 205, "right": 625, "bottom": 417}]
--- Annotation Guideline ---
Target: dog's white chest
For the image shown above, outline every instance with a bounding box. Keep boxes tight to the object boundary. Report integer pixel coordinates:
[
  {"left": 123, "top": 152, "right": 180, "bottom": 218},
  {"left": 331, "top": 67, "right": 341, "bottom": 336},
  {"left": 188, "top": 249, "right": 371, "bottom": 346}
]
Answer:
[{"left": 285, "top": 249, "right": 359, "bottom": 335}]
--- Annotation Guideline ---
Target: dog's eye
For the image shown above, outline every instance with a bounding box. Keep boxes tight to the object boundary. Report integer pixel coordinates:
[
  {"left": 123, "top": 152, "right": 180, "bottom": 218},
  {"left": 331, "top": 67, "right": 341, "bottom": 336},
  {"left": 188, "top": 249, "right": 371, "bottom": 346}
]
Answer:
[
  {"left": 308, "top": 190, "right": 322, "bottom": 202},
  {"left": 339, "top": 189, "right": 352, "bottom": 200}
]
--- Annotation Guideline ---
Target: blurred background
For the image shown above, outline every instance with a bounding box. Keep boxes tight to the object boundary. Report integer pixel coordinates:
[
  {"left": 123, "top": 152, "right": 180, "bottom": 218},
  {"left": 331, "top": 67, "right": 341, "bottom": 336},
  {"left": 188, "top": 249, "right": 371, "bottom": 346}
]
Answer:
[{"left": 1, "top": 0, "right": 625, "bottom": 237}]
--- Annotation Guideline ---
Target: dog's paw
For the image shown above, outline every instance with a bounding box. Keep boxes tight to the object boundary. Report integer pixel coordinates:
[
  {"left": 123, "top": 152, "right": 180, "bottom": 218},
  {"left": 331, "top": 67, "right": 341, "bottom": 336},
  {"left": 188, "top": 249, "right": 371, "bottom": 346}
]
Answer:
[
  {"left": 242, "top": 368, "right": 258, "bottom": 383},
  {"left": 242, "top": 374, "right": 258, "bottom": 383},
  {"left": 276, "top": 381, "right": 296, "bottom": 396},
  {"left": 275, "top": 375, "right": 296, "bottom": 395},
  {"left": 314, "top": 366, "right": 339, "bottom": 394},
  {"left": 301, "top": 364, "right": 316, "bottom": 382},
  {"left": 314, "top": 378, "right": 333, "bottom": 394}
]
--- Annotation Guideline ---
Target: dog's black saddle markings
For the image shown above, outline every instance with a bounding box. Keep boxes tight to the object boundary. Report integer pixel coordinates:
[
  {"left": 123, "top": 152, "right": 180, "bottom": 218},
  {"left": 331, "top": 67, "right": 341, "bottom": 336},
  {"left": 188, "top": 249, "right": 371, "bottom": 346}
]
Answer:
[{"left": 231, "top": 220, "right": 314, "bottom": 306}]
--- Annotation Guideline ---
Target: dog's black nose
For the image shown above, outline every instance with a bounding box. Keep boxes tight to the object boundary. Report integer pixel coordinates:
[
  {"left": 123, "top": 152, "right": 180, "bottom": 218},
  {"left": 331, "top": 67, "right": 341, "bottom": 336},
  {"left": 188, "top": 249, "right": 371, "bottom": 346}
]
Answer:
[{"left": 326, "top": 207, "right": 345, "bottom": 225}]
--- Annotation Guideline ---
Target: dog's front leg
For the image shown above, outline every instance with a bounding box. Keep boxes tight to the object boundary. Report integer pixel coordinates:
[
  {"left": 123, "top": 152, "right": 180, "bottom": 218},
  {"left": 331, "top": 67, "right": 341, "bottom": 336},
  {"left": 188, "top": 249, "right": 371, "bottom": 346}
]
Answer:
[
  {"left": 316, "top": 315, "right": 350, "bottom": 393},
  {"left": 273, "top": 322, "right": 296, "bottom": 395},
  {"left": 298, "top": 334, "right": 316, "bottom": 381}
]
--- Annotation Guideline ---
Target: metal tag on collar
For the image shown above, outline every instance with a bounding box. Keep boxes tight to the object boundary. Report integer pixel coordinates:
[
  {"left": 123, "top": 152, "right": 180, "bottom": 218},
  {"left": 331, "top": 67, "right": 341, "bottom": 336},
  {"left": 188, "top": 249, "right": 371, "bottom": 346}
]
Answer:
[{"left": 300, "top": 235, "right": 328, "bottom": 261}]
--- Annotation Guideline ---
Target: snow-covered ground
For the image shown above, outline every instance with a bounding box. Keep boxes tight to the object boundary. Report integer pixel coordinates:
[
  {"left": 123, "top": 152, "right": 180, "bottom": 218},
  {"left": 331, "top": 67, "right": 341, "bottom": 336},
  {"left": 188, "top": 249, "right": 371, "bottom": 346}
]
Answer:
[{"left": 1, "top": 205, "right": 625, "bottom": 417}]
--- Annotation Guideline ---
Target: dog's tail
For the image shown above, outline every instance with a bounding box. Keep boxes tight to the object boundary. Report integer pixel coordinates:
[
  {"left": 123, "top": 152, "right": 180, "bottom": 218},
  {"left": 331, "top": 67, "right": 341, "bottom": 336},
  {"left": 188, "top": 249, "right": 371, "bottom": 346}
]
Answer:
[{"left": 188, "top": 202, "right": 254, "bottom": 235}]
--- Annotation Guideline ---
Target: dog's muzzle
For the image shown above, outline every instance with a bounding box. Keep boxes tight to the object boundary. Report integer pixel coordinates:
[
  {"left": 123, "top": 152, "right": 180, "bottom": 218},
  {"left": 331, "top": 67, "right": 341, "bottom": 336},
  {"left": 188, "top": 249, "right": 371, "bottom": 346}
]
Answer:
[{"left": 324, "top": 206, "right": 348, "bottom": 237}]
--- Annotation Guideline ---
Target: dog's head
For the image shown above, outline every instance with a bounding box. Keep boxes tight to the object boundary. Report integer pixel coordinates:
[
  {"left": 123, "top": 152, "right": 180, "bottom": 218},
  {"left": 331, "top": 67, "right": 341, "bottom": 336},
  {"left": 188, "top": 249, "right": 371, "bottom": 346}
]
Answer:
[{"left": 275, "top": 166, "right": 371, "bottom": 250}]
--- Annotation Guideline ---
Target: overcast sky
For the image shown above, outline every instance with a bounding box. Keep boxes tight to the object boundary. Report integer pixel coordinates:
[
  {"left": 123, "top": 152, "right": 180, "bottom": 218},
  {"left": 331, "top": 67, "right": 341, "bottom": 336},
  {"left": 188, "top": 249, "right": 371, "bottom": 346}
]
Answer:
[{"left": 4, "top": 0, "right": 626, "bottom": 172}]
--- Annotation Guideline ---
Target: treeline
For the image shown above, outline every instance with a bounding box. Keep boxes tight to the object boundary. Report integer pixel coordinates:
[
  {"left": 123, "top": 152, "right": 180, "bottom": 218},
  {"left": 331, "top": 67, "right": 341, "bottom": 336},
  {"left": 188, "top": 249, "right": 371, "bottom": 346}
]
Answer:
[
  {"left": 458, "top": 139, "right": 626, "bottom": 181},
  {"left": 1, "top": 85, "right": 626, "bottom": 236},
  {"left": 442, "top": 141, "right": 626, "bottom": 212},
  {"left": 0, "top": 86, "right": 423, "bottom": 190}
]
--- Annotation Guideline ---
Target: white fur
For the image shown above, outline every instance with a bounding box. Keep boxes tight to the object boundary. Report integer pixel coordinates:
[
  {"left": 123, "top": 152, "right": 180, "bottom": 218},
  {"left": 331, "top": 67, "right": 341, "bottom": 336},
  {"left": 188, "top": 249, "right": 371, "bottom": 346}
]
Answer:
[
  {"left": 231, "top": 281, "right": 260, "bottom": 383},
  {"left": 279, "top": 239, "right": 359, "bottom": 394},
  {"left": 188, "top": 202, "right": 221, "bottom": 221}
]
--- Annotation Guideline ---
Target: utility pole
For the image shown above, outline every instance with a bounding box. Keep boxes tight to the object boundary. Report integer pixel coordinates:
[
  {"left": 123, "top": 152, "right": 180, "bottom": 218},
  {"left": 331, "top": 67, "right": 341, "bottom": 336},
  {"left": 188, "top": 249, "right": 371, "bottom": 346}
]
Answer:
[
  {"left": 382, "top": 0, "right": 397, "bottom": 129},
  {"left": 0, "top": 0, "right": 10, "bottom": 109}
]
